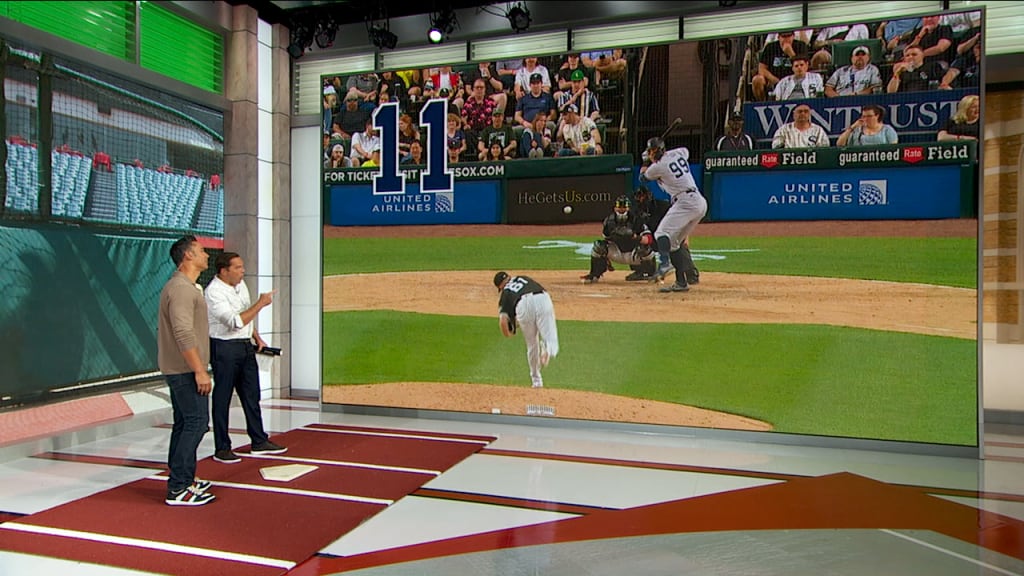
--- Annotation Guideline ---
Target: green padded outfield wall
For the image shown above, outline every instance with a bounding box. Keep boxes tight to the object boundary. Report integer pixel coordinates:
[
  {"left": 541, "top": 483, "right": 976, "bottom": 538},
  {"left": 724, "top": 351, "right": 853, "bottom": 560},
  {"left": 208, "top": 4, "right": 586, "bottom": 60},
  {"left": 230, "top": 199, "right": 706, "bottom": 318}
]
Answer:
[{"left": 0, "top": 225, "right": 175, "bottom": 404}]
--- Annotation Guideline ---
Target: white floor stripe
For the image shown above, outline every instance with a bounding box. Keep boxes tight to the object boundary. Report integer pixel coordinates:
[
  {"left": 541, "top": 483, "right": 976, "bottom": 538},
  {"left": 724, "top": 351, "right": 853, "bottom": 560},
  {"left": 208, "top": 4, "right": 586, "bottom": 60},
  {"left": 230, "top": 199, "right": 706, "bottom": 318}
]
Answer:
[
  {"left": 243, "top": 452, "right": 440, "bottom": 475},
  {"left": 0, "top": 522, "right": 295, "bottom": 569},
  {"left": 145, "top": 475, "right": 392, "bottom": 506},
  {"left": 880, "top": 529, "right": 1020, "bottom": 576},
  {"left": 300, "top": 425, "right": 491, "bottom": 445}
]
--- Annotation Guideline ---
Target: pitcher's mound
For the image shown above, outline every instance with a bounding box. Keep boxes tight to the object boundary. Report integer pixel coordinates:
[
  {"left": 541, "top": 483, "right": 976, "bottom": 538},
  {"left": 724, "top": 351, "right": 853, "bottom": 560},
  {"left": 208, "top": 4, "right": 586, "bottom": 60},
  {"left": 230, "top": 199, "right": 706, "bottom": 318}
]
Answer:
[{"left": 323, "top": 382, "right": 772, "bottom": 431}]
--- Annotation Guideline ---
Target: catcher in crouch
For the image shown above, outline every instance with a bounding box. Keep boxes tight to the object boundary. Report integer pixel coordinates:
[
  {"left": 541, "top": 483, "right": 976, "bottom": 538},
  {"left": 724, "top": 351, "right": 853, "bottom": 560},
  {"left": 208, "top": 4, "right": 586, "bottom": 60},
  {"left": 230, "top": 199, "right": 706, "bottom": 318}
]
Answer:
[{"left": 580, "top": 195, "right": 657, "bottom": 283}]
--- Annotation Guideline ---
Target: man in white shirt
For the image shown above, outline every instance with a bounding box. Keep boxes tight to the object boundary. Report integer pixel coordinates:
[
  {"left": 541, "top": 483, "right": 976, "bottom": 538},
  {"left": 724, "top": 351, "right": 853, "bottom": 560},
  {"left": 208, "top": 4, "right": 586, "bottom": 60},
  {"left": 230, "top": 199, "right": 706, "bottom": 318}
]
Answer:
[
  {"left": 772, "top": 54, "right": 824, "bottom": 100},
  {"left": 824, "top": 45, "right": 882, "bottom": 96},
  {"left": 205, "top": 252, "right": 285, "bottom": 463},
  {"left": 772, "top": 103, "right": 831, "bottom": 148}
]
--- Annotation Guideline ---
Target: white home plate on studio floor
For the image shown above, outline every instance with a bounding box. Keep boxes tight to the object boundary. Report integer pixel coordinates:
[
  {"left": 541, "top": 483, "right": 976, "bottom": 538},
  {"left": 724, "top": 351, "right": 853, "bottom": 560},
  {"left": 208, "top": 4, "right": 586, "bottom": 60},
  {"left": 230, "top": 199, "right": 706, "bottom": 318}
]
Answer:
[{"left": 259, "top": 464, "right": 318, "bottom": 482}]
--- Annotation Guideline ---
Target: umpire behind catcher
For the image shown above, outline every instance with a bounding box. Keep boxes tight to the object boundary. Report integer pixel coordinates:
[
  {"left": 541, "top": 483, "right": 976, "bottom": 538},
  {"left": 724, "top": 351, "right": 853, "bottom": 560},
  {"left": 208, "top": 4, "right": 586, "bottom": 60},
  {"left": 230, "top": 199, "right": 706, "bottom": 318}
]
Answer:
[{"left": 580, "top": 195, "right": 656, "bottom": 283}]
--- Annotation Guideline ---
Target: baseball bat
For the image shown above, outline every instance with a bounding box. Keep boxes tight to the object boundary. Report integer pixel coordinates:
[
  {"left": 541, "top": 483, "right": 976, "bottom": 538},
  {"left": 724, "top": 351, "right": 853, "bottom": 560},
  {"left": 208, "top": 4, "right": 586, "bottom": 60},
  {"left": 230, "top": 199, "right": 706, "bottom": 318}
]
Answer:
[{"left": 659, "top": 117, "right": 682, "bottom": 140}]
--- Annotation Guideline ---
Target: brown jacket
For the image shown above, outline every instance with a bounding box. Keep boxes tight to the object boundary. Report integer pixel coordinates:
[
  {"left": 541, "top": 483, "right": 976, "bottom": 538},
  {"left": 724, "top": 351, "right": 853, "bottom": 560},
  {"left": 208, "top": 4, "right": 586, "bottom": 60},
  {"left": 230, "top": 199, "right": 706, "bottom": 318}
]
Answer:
[{"left": 157, "top": 271, "right": 210, "bottom": 375}]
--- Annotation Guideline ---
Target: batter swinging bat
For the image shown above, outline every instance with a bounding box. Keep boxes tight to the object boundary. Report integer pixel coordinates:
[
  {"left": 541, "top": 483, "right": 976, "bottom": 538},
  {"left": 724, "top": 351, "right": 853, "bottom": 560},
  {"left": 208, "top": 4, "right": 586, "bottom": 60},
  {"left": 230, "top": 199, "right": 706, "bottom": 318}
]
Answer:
[{"left": 659, "top": 117, "right": 682, "bottom": 141}]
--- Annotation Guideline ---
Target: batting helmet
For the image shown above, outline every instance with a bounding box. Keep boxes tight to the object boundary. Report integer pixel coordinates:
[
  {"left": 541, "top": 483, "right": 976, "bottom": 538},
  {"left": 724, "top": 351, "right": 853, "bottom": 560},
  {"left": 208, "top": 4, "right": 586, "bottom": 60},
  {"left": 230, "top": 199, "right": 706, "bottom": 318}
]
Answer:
[{"left": 646, "top": 137, "right": 665, "bottom": 161}]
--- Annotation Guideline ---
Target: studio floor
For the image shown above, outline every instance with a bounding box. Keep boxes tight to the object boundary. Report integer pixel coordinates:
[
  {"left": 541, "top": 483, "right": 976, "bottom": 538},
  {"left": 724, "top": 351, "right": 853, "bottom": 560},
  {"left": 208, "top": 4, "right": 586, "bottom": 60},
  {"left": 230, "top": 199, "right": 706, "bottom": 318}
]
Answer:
[{"left": 0, "top": 388, "right": 1022, "bottom": 575}]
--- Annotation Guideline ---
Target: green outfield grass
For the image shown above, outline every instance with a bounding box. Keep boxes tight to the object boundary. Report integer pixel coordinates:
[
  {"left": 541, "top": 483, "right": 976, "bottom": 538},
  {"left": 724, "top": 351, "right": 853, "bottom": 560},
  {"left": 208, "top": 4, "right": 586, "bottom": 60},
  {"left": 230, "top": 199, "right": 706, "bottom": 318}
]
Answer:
[
  {"left": 324, "top": 235, "right": 976, "bottom": 288},
  {"left": 323, "top": 310, "right": 978, "bottom": 446}
]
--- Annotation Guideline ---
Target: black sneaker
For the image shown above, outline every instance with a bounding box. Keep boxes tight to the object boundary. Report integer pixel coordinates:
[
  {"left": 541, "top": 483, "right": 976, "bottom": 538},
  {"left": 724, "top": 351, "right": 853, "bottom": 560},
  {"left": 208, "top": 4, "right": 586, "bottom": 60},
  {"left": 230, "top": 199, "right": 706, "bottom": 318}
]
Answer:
[
  {"left": 251, "top": 441, "right": 287, "bottom": 455},
  {"left": 213, "top": 449, "right": 241, "bottom": 463},
  {"left": 193, "top": 478, "right": 212, "bottom": 493},
  {"left": 659, "top": 282, "right": 690, "bottom": 293},
  {"left": 625, "top": 271, "right": 651, "bottom": 281},
  {"left": 165, "top": 485, "right": 215, "bottom": 506}
]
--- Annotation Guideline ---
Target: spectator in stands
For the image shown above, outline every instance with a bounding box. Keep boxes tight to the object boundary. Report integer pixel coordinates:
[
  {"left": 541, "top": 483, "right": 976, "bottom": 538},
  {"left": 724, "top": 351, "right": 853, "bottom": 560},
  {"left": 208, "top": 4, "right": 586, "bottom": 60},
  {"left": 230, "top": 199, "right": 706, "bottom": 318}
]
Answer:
[
  {"left": 514, "top": 57, "right": 552, "bottom": 100},
  {"left": 398, "top": 114, "right": 420, "bottom": 162},
  {"left": 905, "top": 15, "right": 955, "bottom": 67},
  {"left": 133, "top": 159, "right": 144, "bottom": 169},
  {"left": 937, "top": 95, "right": 980, "bottom": 142},
  {"left": 877, "top": 18, "right": 921, "bottom": 58},
  {"left": 427, "top": 66, "right": 464, "bottom": 109},
  {"left": 446, "top": 112, "right": 467, "bottom": 160},
  {"left": 837, "top": 104, "right": 898, "bottom": 147},
  {"left": 395, "top": 69, "right": 422, "bottom": 99},
  {"left": 753, "top": 31, "right": 810, "bottom": 101},
  {"left": 462, "top": 78, "right": 498, "bottom": 132},
  {"left": 771, "top": 103, "right": 830, "bottom": 148},
  {"left": 478, "top": 109, "right": 517, "bottom": 160},
  {"left": 886, "top": 46, "right": 943, "bottom": 93},
  {"left": 941, "top": 11, "right": 981, "bottom": 43},
  {"left": 555, "top": 53, "right": 591, "bottom": 100},
  {"left": 497, "top": 59, "right": 523, "bottom": 93},
  {"left": 772, "top": 54, "right": 824, "bottom": 100},
  {"left": 715, "top": 113, "right": 753, "bottom": 151},
  {"left": 514, "top": 73, "right": 557, "bottom": 131},
  {"left": 322, "top": 83, "right": 339, "bottom": 135},
  {"left": 448, "top": 140, "right": 463, "bottom": 165},
  {"left": 402, "top": 139, "right": 424, "bottom": 165},
  {"left": 157, "top": 164, "right": 172, "bottom": 174},
  {"left": 556, "top": 104, "right": 602, "bottom": 156},
  {"left": 377, "top": 71, "right": 408, "bottom": 108},
  {"left": 810, "top": 23, "right": 870, "bottom": 71},
  {"left": 345, "top": 73, "right": 378, "bottom": 111},
  {"left": 332, "top": 94, "right": 372, "bottom": 140},
  {"left": 464, "top": 62, "right": 507, "bottom": 112},
  {"left": 557, "top": 69, "right": 601, "bottom": 122},
  {"left": 582, "top": 49, "right": 626, "bottom": 84},
  {"left": 825, "top": 45, "right": 882, "bottom": 96},
  {"left": 324, "top": 143, "right": 352, "bottom": 169},
  {"left": 210, "top": 174, "right": 221, "bottom": 189},
  {"left": 350, "top": 119, "right": 380, "bottom": 167},
  {"left": 939, "top": 41, "right": 981, "bottom": 90},
  {"left": 521, "top": 111, "right": 554, "bottom": 159},
  {"left": 484, "top": 141, "right": 506, "bottom": 162},
  {"left": 361, "top": 149, "right": 381, "bottom": 168}
]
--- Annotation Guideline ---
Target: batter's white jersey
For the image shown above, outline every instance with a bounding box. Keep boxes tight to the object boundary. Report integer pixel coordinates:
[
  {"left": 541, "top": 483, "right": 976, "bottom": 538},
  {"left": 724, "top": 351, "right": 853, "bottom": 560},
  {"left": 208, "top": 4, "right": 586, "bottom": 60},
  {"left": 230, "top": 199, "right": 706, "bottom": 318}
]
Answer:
[
  {"left": 643, "top": 147, "right": 701, "bottom": 206},
  {"left": 643, "top": 146, "right": 707, "bottom": 250}
]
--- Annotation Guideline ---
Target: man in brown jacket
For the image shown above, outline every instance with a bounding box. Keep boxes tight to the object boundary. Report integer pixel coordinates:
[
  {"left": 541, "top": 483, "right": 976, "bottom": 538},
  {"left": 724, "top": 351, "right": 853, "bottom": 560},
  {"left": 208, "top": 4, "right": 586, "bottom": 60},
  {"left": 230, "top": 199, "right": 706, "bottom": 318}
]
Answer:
[{"left": 157, "top": 235, "right": 216, "bottom": 506}]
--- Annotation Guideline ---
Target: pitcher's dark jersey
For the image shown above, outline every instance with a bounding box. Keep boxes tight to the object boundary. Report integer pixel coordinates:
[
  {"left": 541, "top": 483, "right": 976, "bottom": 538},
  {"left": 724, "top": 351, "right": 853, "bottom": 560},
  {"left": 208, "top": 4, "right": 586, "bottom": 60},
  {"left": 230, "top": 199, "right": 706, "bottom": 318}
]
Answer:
[{"left": 498, "top": 275, "right": 545, "bottom": 323}]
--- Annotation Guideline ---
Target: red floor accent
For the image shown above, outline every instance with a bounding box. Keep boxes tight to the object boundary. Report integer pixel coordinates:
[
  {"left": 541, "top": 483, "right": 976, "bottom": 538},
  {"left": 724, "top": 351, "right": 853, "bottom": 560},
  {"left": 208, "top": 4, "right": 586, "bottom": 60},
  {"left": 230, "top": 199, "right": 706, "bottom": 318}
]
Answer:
[
  {"left": 0, "top": 426, "right": 494, "bottom": 575},
  {"left": 305, "top": 422, "right": 496, "bottom": 443},
  {"left": 293, "top": 472, "right": 1024, "bottom": 575},
  {"left": 0, "top": 394, "right": 132, "bottom": 447}
]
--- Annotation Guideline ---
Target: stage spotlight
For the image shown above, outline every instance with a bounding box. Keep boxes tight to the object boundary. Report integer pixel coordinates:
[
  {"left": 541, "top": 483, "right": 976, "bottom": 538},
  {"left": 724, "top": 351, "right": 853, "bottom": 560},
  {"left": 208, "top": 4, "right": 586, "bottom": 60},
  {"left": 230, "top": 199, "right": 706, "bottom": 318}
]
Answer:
[
  {"left": 370, "top": 25, "right": 399, "bottom": 50},
  {"left": 287, "top": 19, "right": 315, "bottom": 59},
  {"left": 428, "top": 7, "right": 458, "bottom": 44},
  {"left": 507, "top": 4, "right": 531, "bottom": 33},
  {"left": 314, "top": 19, "right": 338, "bottom": 49}
]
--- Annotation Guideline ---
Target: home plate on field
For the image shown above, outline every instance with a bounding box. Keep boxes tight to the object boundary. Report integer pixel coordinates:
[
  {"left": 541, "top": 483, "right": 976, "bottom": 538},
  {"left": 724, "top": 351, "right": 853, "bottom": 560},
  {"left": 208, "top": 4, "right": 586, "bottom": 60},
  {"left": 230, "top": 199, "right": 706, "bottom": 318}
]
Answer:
[{"left": 259, "top": 464, "right": 318, "bottom": 482}]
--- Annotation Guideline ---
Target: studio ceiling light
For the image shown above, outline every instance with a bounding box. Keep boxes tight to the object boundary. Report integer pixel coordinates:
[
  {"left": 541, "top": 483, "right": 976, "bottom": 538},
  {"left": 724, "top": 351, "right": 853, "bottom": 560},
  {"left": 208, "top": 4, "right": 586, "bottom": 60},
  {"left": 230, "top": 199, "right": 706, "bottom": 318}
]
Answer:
[
  {"left": 370, "top": 24, "right": 399, "bottom": 50},
  {"left": 507, "top": 3, "right": 531, "bottom": 33},
  {"left": 428, "top": 7, "right": 458, "bottom": 44}
]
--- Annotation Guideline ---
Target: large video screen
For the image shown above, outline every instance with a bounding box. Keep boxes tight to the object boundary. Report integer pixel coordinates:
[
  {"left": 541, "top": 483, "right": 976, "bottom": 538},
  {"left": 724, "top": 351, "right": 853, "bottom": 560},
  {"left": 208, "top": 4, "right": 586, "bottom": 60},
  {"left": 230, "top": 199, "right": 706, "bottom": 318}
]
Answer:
[
  {"left": 1, "top": 40, "right": 225, "bottom": 408},
  {"left": 321, "top": 9, "right": 981, "bottom": 447}
]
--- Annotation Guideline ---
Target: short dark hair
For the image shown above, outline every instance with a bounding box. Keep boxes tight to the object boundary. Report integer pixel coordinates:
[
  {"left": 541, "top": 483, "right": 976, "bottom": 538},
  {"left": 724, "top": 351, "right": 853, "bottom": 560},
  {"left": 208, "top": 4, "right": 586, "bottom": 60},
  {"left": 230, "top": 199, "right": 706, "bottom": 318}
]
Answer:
[
  {"left": 862, "top": 104, "right": 885, "bottom": 120},
  {"left": 215, "top": 251, "right": 240, "bottom": 274},
  {"left": 791, "top": 54, "right": 810, "bottom": 64},
  {"left": 170, "top": 235, "right": 198, "bottom": 266}
]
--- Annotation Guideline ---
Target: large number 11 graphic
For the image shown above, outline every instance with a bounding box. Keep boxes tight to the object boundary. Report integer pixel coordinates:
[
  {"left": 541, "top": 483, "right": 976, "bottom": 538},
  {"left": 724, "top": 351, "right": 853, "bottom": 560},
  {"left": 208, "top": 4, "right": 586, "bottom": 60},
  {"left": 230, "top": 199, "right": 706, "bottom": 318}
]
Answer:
[{"left": 372, "top": 100, "right": 454, "bottom": 194}]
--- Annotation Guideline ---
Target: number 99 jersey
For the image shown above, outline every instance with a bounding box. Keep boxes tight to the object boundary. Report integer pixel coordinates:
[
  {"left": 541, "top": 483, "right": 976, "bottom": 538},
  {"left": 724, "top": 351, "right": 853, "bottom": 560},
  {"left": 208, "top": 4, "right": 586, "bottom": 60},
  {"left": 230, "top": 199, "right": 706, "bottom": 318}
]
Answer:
[{"left": 642, "top": 147, "right": 699, "bottom": 204}]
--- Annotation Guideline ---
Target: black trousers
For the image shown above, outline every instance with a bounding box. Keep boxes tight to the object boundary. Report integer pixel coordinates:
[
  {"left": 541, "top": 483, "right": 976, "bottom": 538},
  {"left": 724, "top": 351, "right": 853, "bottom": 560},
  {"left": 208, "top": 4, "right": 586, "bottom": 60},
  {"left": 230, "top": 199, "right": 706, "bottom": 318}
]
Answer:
[{"left": 210, "top": 338, "right": 269, "bottom": 451}]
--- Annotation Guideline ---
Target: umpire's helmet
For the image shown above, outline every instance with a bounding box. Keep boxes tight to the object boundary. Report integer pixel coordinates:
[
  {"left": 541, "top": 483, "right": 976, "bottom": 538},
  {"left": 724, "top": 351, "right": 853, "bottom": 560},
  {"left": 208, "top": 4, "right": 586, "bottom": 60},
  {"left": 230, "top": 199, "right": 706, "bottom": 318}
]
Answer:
[{"left": 646, "top": 137, "right": 665, "bottom": 161}]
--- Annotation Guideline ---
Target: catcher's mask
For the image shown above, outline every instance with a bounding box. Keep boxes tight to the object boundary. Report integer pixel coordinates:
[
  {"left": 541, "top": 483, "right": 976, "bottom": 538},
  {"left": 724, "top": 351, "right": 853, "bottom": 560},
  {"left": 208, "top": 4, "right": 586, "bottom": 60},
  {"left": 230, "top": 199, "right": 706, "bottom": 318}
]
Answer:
[
  {"left": 646, "top": 137, "right": 665, "bottom": 162},
  {"left": 614, "top": 195, "right": 630, "bottom": 222}
]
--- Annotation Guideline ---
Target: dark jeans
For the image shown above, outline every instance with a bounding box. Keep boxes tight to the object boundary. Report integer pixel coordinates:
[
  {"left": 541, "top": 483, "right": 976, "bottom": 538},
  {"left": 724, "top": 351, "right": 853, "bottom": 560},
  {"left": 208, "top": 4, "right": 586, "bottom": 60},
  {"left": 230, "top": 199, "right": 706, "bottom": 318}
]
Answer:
[
  {"left": 211, "top": 338, "right": 269, "bottom": 452},
  {"left": 166, "top": 372, "right": 209, "bottom": 493}
]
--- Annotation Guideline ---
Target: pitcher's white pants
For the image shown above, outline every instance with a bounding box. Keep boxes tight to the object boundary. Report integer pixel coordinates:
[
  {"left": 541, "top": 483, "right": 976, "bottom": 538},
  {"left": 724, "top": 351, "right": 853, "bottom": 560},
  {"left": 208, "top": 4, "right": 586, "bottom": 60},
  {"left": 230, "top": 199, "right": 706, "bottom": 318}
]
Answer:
[{"left": 516, "top": 292, "right": 559, "bottom": 387}]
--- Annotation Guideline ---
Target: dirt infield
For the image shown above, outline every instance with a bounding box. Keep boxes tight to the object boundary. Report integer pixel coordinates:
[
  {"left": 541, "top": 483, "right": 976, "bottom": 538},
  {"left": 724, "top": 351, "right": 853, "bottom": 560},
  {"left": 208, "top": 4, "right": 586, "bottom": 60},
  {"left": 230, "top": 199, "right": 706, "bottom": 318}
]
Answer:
[{"left": 321, "top": 220, "right": 977, "bottom": 431}]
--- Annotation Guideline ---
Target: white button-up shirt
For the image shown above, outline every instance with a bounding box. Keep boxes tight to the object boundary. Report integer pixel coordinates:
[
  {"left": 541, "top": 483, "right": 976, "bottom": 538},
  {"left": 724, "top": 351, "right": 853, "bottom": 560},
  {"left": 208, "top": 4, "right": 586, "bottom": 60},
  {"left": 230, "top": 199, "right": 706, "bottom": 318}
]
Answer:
[{"left": 205, "top": 276, "right": 253, "bottom": 340}]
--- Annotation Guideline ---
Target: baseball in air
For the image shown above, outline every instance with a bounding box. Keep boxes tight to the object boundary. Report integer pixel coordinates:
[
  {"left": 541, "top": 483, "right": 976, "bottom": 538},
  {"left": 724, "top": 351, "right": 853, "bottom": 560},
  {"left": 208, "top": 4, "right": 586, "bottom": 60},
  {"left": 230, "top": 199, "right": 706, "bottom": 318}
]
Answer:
[{"left": 563, "top": 205, "right": 572, "bottom": 214}]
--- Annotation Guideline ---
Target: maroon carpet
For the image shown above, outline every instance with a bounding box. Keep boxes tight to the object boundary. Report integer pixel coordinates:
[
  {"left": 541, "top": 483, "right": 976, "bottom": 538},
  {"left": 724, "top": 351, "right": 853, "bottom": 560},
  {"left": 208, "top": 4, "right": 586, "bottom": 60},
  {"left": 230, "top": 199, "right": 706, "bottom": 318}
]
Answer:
[{"left": 0, "top": 425, "right": 494, "bottom": 575}]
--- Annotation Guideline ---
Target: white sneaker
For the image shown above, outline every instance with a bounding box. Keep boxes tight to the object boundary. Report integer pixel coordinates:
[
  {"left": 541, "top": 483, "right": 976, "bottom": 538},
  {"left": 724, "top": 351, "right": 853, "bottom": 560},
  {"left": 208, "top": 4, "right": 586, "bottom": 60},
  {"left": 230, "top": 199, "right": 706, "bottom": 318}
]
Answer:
[{"left": 532, "top": 381, "right": 543, "bottom": 388}]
